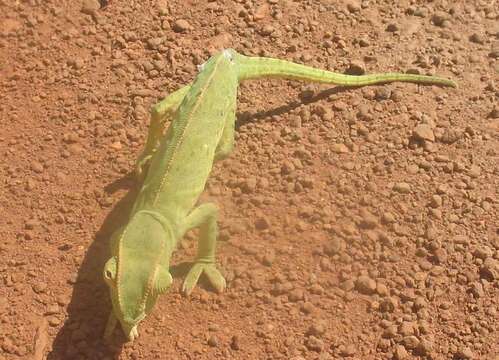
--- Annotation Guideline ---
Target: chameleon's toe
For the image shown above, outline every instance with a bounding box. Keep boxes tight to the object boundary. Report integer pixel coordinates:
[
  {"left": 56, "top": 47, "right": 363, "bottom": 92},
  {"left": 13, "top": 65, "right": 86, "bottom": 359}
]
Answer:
[
  {"left": 134, "top": 154, "right": 153, "bottom": 182},
  {"left": 182, "top": 262, "right": 226, "bottom": 296}
]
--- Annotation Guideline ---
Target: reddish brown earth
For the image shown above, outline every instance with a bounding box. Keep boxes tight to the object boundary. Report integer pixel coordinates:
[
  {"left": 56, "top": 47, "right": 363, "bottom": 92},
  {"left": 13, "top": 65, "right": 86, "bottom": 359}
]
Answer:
[{"left": 0, "top": 1, "right": 498, "bottom": 359}]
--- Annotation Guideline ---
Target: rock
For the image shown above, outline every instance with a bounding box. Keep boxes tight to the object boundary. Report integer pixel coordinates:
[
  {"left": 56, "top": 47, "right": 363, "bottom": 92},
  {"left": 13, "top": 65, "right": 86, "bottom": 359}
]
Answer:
[
  {"left": 402, "top": 335, "right": 420, "bottom": 350},
  {"left": 305, "top": 336, "right": 324, "bottom": 352},
  {"left": 241, "top": 177, "right": 257, "bottom": 193},
  {"left": 440, "top": 128, "right": 463, "bottom": 144},
  {"left": 207, "top": 335, "right": 218, "bottom": 347},
  {"left": 45, "top": 304, "right": 60, "bottom": 315},
  {"left": 260, "top": 25, "right": 275, "bottom": 36},
  {"left": 355, "top": 275, "right": 376, "bottom": 294},
  {"left": 31, "top": 161, "right": 44, "bottom": 173},
  {"left": 455, "top": 346, "right": 474, "bottom": 359},
  {"left": 172, "top": 19, "right": 192, "bottom": 32},
  {"left": 431, "top": 11, "right": 450, "bottom": 27},
  {"left": 416, "top": 338, "right": 433, "bottom": 355},
  {"left": 393, "top": 182, "right": 411, "bottom": 194},
  {"left": 376, "top": 283, "right": 389, "bottom": 296},
  {"left": 307, "top": 321, "right": 326, "bottom": 337},
  {"left": 288, "top": 289, "right": 304, "bottom": 302},
  {"left": 399, "top": 322, "right": 415, "bottom": 336},
  {"left": 261, "top": 250, "right": 275, "bottom": 266},
  {"left": 375, "top": 88, "right": 391, "bottom": 101},
  {"left": 346, "top": 61, "right": 366, "bottom": 75},
  {"left": 340, "top": 279, "right": 355, "bottom": 292},
  {"left": 474, "top": 246, "right": 493, "bottom": 260},
  {"left": 382, "top": 325, "right": 398, "bottom": 339},
  {"left": 386, "top": 23, "right": 399, "bottom": 32},
  {"left": 413, "top": 124, "right": 435, "bottom": 142},
  {"left": 480, "top": 258, "right": 498, "bottom": 281},
  {"left": 33, "top": 282, "right": 48, "bottom": 294},
  {"left": 301, "top": 302, "right": 315, "bottom": 314},
  {"left": 358, "top": 209, "right": 378, "bottom": 229},
  {"left": 25, "top": 219, "right": 39, "bottom": 230},
  {"left": 67, "top": 144, "right": 83, "bottom": 155},
  {"left": 380, "top": 297, "right": 398, "bottom": 312},
  {"left": 381, "top": 212, "right": 396, "bottom": 223},
  {"left": 81, "top": 0, "right": 100, "bottom": 15},
  {"left": 469, "top": 33, "right": 485, "bottom": 45},
  {"left": 230, "top": 335, "right": 240, "bottom": 350},
  {"left": 331, "top": 143, "right": 349, "bottom": 153},
  {"left": 394, "top": 344, "right": 409, "bottom": 360},
  {"left": 146, "top": 37, "right": 163, "bottom": 49},
  {"left": 1, "top": 337, "right": 16, "bottom": 354},
  {"left": 323, "top": 237, "right": 343, "bottom": 256},
  {"left": 339, "top": 344, "right": 356, "bottom": 357},
  {"left": 255, "top": 216, "right": 270, "bottom": 230},
  {"left": 430, "top": 195, "right": 442, "bottom": 208},
  {"left": 346, "top": 0, "right": 361, "bottom": 13}
]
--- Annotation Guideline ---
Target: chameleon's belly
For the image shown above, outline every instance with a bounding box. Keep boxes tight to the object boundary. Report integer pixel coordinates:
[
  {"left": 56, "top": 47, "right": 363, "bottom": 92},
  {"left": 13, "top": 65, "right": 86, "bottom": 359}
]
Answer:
[{"left": 134, "top": 51, "right": 238, "bottom": 222}]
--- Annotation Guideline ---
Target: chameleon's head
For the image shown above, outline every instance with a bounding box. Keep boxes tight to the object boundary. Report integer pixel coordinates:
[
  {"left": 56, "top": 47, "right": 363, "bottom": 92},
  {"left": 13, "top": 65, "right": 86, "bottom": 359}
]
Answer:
[{"left": 103, "top": 211, "right": 174, "bottom": 341}]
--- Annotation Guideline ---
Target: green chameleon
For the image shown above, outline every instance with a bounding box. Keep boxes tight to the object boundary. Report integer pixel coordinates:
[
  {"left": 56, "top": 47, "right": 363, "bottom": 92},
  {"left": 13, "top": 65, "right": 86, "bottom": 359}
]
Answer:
[{"left": 102, "top": 48, "right": 456, "bottom": 341}]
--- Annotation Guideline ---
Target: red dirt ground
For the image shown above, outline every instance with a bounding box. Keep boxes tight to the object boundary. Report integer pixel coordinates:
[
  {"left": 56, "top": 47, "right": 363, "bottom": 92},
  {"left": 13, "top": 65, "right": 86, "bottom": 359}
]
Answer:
[{"left": 0, "top": 1, "right": 498, "bottom": 359}]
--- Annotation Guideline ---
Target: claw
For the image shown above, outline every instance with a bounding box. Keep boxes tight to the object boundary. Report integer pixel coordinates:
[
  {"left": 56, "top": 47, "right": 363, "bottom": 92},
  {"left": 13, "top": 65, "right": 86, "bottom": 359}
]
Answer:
[
  {"left": 182, "top": 262, "right": 226, "bottom": 296},
  {"left": 134, "top": 153, "right": 153, "bottom": 182},
  {"left": 127, "top": 325, "right": 139, "bottom": 341}
]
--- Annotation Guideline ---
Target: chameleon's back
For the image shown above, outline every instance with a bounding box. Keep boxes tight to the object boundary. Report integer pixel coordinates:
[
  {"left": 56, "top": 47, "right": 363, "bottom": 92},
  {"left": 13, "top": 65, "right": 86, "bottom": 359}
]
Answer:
[{"left": 135, "top": 50, "right": 239, "bottom": 222}]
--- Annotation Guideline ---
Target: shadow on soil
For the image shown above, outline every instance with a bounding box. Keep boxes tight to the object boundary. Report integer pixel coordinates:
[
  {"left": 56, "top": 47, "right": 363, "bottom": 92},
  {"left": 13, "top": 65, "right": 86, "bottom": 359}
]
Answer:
[
  {"left": 46, "top": 85, "right": 353, "bottom": 359},
  {"left": 48, "top": 175, "right": 138, "bottom": 359},
  {"left": 236, "top": 86, "right": 348, "bottom": 128}
]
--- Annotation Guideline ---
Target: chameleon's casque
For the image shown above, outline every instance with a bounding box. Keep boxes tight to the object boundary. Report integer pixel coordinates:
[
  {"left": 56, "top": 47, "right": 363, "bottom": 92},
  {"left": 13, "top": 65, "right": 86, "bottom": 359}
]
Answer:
[{"left": 103, "top": 48, "right": 456, "bottom": 341}]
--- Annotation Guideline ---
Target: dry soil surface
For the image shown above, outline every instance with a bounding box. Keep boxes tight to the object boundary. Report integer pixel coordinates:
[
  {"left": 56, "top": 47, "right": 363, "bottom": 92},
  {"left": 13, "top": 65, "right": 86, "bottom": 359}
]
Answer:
[{"left": 0, "top": 1, "right": 498, "bottom": 359}]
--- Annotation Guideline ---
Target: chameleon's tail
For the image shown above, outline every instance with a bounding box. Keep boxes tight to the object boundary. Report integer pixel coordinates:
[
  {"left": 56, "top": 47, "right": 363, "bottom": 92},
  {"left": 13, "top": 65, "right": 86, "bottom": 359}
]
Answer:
[{"left": 235, "top": 53, "right": 457, "bottom": 88}]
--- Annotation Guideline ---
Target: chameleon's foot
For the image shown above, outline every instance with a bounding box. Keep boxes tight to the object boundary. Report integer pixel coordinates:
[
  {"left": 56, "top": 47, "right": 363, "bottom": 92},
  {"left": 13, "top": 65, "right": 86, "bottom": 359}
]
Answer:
[
  {"left": 182, "top": 262, "right": 226, "bottom": 296},
  {"left": 134, "top": 153, "right": 153, "bottom": 182}
]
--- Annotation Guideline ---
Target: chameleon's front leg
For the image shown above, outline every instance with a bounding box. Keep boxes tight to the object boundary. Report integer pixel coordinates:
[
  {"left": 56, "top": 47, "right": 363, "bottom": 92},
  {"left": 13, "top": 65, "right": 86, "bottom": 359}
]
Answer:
[
  {"left": 213, "top": 101, "right": 236, "bottom": 162},
  {"left": 181, "top": 203, "right": 226, "bottom": 296},
  {"left": 103, "top": 311, "right": 118, "bottom": 340},
  {"left": 135, "top": 84, "right": 191, "bottom": 182}
]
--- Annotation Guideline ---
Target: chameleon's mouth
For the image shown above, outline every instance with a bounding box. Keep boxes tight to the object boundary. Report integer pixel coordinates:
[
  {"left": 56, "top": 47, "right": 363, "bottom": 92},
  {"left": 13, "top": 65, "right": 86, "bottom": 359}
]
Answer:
[
  {"left": 121, "top": 313, "right": 145, "bottom": 341},
  {"left": 126, "top": 324, "right": 139, "bottom": 341}
]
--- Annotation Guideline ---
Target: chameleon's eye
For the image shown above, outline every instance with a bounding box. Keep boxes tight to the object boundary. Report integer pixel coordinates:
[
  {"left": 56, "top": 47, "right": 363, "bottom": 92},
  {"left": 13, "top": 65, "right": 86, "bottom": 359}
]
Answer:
[
  {"left": 103, "top": 257, "right": 117, "bottom": 284},
  {"left": 104, "top": 270, "right": 113, "bottom": 280}
]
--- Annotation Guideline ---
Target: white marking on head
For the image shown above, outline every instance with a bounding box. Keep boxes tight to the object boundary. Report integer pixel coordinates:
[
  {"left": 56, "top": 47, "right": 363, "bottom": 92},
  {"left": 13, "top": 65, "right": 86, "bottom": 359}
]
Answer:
[
  {"left": 222, "top": 49, "right": 234, "bottom": 62},
  {"left": 197, "top": 62, "right": 207, "bottom": 72}
]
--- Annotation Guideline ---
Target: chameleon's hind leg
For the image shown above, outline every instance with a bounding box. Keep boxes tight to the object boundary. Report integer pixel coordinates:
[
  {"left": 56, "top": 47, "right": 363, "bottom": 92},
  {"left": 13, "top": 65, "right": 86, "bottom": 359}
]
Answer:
[
  {"left": 135, "top": 84, "right": 191, "bottom": 181},
  {"left": 181, "top": 203, "right": 226, "bottom": 296},
  {"left": 213, "top": 99, "right": 237, "bottom": 162}
]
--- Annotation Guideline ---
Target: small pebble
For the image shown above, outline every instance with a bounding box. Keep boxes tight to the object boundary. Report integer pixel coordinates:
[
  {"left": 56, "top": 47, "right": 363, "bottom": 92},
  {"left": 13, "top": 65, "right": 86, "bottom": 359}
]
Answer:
[
  {"left": 81, "top": 0, "right": 100, "bottom": 15},
  {"left": 393, "top": 182, "right": 411, "bottom": 194},
  {"left": 305, "top": 336, "right": 324, "bottom": 352},
  {"left": 33, "top": 282, "right": 48, "bottom": 294},
  {"left": 230, "top": 335, "right": 240, "bottom": 350},
  {"left": 413, "top": 124, "right": 435, "bottom": 142},
  {"left": 355, "top": 275, "right": 376, "bottom": 294},
  {"left": 455, "top": 346, "right": 474, "bottom": 359},
  {"left": 207, "top": 335, "right": 218, "bottom": 347},
  {"left": 172, "top": 19, "right": 192, "bottom": 33},
  {"left": 393, "top": 344, "right": 409, "bottom": 360},
  {"left": 31, "top": 162, "right": 44, "bottom": 173}
]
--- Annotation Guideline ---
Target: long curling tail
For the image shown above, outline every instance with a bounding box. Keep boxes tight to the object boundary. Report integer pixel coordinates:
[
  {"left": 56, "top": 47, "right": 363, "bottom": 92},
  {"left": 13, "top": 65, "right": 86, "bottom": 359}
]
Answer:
[{"left": 235, "top": 53, "right": 457, "bottom": 88}]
